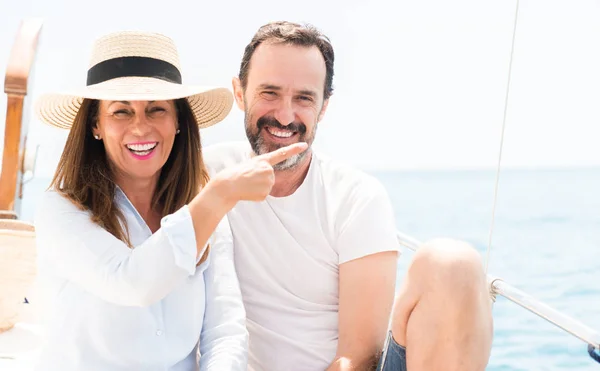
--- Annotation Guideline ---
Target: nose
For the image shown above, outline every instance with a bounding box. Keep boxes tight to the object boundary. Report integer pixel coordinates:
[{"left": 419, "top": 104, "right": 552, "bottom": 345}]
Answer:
[
  {"left": 273, "top": 98, "right": 295, "bottom": 127},
  {"left": 130, "top": 113, "right": 151, "bottom": 136}
]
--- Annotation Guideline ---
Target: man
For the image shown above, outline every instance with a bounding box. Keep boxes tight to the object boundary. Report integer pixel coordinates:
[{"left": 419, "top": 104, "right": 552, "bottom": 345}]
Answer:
[{"left": 203, "top": 21, "right": 493, "bottom": 371}]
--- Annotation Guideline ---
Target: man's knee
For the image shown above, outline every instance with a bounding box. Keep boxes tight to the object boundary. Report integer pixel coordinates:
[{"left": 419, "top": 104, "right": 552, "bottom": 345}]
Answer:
[
  {"left": 390, "top": 238, "right": 493, "bottom": 347},
  {"left": 410, "top": 238, "right": 487, "bottom": 295}
]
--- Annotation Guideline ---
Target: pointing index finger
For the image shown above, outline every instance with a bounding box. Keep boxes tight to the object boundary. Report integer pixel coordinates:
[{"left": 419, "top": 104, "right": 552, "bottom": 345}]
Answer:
[{"left": 259, "top": 142, "right": 309, "bottom": 166}]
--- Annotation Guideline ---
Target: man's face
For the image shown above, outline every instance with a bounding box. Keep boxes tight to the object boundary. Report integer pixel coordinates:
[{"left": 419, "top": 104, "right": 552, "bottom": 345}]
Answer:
[{"left": 233, "top": 42, "right": 329, "bottom": 170}]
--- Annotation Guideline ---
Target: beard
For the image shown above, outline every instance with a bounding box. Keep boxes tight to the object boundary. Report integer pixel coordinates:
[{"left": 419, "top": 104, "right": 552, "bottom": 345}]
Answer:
[{"left": 245, "top": 114, "right": 316, "bottom": 171}]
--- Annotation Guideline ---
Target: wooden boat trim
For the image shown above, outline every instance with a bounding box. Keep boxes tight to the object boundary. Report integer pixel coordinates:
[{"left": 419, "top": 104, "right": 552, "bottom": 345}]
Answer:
[{"left": 0, "top": 18, "right": 43, "bottom": 214}]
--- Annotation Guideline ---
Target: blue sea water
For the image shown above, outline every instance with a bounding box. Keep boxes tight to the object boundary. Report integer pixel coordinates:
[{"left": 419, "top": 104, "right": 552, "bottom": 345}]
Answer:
[
  {"left": 17, "top": 168, "right": 600, "bottom": 371},
  {"left": 374, "top": 168, "right": 600, "bottom": 371}
]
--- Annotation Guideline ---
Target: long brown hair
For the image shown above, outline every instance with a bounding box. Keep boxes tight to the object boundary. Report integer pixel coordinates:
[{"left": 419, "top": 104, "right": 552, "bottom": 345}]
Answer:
[{"left": 50, "top": 98, "right": 210, "bottom": 262}]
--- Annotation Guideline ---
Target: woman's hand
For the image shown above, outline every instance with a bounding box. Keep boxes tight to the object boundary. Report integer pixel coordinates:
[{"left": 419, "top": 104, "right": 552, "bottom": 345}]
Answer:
[
  {"left": 210, "top": 142, "right": 308, "bottom": 203},
  {"left": 187, "top": 142, "right": 308, "bottom": 259}
]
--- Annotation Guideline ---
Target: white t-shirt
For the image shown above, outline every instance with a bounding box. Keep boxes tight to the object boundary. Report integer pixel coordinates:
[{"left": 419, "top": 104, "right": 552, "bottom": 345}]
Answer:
[{"left": 203, "top": 142, "right": 400, "bottom": 371}]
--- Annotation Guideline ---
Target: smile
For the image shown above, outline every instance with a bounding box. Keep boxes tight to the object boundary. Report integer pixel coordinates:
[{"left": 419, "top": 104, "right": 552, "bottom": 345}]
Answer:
[
  {"left": 265, "top": 126, "right": 295, "bottom": 138},
  {"left": 125, "top": 142, "right": 158, "bottom": 159}
]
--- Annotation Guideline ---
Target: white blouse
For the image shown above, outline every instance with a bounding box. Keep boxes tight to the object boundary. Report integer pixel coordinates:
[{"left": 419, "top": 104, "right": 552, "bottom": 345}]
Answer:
[{"left": 32, "top": 188, "right": 248, "bottom": 371}]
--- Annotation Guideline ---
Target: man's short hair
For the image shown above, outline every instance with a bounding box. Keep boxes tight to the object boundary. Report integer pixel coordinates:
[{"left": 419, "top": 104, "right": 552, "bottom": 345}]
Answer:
[{"left": 238, "top": 21, "right": 335, "bottom": 100}]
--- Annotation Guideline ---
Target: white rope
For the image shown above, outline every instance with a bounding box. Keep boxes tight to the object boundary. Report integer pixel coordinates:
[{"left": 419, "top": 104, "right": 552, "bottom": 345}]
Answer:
[{"left": 485, "top": 0, "right": 521, "bottom": 275}]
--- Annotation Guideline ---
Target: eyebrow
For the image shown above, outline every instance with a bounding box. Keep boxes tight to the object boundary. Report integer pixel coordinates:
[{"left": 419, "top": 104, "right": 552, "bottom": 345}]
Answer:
[
  {"left": 108, "top": 101, "right": 130, "bottom": 108},
  {"left": 297, "top": 90, "right": 317, "bottom": 98},
  {"left": 108, "top": 100, "right": 156, "bottom": 107},
  {"left": 257, "top": 84, "right": 317, "bottom": 98},
  {"left": 257, "top": 84, "right": 280, "bottom": 91}
]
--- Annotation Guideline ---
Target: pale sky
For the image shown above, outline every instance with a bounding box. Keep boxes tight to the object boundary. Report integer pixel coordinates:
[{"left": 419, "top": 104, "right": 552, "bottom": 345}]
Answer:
[{"left": 1, "top": 0, "right": 600, "bottom": 177}]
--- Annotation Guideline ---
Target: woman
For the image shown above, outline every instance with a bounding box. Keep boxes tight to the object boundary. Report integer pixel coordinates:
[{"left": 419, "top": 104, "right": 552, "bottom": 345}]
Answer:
[{"left": 32, "top": 31, "right": 306, "bottom": 371}]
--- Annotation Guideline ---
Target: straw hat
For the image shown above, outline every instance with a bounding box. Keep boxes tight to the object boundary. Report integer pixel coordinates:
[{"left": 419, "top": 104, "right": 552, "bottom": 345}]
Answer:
[{"left": 35, "top": 31, "right": 233, "bottom": 130}]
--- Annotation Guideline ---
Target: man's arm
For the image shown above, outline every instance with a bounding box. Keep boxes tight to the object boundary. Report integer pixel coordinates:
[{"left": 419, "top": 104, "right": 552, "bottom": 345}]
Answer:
[
  {"left": 326, "top": 251, "right": 398, "bottom": 370},
  {"left": 326, "top": 178, "right": 400, "bottom": 371}
]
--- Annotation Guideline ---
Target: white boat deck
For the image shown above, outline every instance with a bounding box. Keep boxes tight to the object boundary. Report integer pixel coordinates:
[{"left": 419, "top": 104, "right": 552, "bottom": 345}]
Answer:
[{"left": 0, "top": 303, "right": 43, "bottom": 370}]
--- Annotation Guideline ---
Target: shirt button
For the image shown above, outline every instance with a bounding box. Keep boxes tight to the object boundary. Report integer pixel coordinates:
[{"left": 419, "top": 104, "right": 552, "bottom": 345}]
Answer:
[{"left": 156, "top": 330, "right": 163, "bottom": 336}]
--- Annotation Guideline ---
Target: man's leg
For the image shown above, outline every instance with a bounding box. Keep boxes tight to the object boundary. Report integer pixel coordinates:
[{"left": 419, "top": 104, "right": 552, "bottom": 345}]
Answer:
[{"left": 386, "top": 238, "right": 494, "bottom": 371}]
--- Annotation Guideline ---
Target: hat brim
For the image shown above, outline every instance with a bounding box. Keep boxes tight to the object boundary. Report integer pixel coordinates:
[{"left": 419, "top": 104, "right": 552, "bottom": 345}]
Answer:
[{"left": 35, "top": 77, "right": 234, "bottom": 130}]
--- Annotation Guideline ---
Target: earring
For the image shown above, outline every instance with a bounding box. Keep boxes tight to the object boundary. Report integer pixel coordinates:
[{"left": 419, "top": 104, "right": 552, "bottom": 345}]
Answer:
[
  {"left": 176, "top": 129, "right": 180, "bottom": 134},
  {"left": 94, "top": 134, "right": 100, "bottom": 140}
]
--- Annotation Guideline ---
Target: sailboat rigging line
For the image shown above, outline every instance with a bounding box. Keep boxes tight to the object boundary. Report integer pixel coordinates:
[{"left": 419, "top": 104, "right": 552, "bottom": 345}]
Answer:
[{"left": 485, "top": 0, "right": 520, "bottom": 275}]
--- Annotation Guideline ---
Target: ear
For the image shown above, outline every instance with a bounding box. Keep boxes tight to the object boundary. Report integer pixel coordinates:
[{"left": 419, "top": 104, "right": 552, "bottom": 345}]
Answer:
[
  {"left": 91, "top": 100, "right": 102, "bottom": 138},
  {"left": 317, "top": 98, "right": 330, "bottom": 123},
  {"left": 91, "top": 124, "right": 100, "bottom": 139},
  {"left": 232, "top": 76, "right": 245, "bottom": 111}
]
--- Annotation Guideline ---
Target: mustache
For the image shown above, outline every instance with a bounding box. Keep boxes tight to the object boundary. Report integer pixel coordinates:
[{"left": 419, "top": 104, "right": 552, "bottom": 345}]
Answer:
[{"left": 257, "top": 116, "right": 307, "bottom": 134}]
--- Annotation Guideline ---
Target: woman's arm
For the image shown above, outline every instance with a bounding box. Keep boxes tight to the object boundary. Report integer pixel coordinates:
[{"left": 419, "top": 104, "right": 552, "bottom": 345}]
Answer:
[
  {"left": 198, "top": 216, "right": 248, "bottom": 371},
  {"left": 34, "top": 143, "right": 307, "bottom": 308},
  {"left": 35, "top": 187, "right": 228, "bottom": 307},
  {"left": 187, "top": 141, "right": 309, "bottom": 260}
]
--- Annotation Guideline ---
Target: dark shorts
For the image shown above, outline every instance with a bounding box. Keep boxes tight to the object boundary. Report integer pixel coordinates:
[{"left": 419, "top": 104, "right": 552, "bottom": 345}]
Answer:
[{"left": 376, "top": 331, "right": 407, "bottom": 371}]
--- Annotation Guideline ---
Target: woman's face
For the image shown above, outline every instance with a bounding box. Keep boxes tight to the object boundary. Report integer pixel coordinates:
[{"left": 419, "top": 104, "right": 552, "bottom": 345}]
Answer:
[{"left": 93, "top": 100, "right": 178, "bottom": 186}]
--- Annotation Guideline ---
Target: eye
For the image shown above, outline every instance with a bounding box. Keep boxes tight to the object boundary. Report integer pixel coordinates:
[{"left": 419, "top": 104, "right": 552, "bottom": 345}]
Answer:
[
  {"left": 113, "top": 109, "right": 131, "bottom": 117},
  {"left": 147, "top": 106, "right": 167, "bottom": 116},
  {"left": 261, "top": 91, "right": 278, "bottom": 100},
  {"left": 296, "top": 95, "right": 315, "bottom": 106}
]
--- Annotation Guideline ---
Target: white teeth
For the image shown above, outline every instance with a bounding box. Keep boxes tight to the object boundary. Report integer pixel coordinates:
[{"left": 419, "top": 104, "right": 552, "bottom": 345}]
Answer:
[
  {"left": 126, "top": 143, "right": 157, "bottom": 151},
  {"left": 267, "top": 127, "right": 293, "bottom": 138}
]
